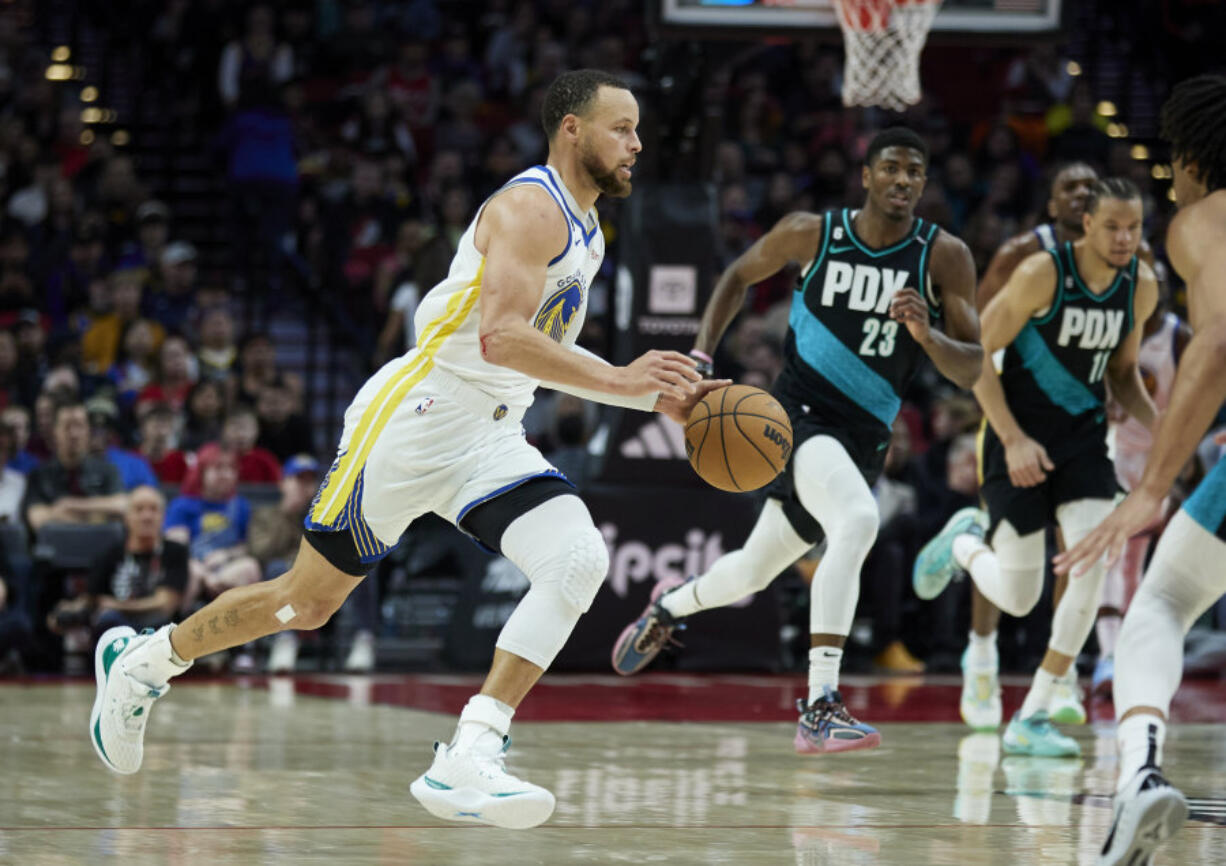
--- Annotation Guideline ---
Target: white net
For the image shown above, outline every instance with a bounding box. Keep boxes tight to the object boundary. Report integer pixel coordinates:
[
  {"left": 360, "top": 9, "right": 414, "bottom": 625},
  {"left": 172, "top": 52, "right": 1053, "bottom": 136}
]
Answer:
[{"left": 835, "top": 0, "right": 942, "bottom": 112}]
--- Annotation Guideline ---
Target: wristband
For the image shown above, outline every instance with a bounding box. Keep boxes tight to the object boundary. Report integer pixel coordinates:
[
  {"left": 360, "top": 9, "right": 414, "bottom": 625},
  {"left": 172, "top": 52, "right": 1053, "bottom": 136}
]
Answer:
[{"left": 689, "top": 349, "right": 714, "bottom": 378}]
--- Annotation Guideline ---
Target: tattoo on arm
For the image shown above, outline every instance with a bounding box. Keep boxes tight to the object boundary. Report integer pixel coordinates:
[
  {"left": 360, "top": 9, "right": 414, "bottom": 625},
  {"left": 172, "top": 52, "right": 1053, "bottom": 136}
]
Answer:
[
  {"left": 209, "top": 616, "right": 221, "bottom": 635},
  {"left": 192, "top": 625, "right": 205, "bottom": 642},
  {"left": 224, "top": 610, "right": 239, "bottom": 627}
]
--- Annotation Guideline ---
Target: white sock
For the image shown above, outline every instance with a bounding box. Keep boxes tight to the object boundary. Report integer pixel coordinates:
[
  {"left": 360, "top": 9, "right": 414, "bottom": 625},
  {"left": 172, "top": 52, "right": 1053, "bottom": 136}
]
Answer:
[
  {"left": 1096, "top": 614, "right": 1121, "bottom": 659},
  {"left": 121, "top": 624, "right": 192, "bottom": 686},
  {"left": 1116, "top": 713, "right": 1166, "bottom": 791},
  {"left": 453, "top": 694, "right": 514, "bottom": 752},
  {"left": 808, "top": 646, "right": 842, "bottom": 702},
  {"left": 1020, "top": 668, "right": 1060, "bottom": 719},
  {"left": 953, "top": 533, "right": 990, "bottom": 570},
  {"left": 660, "top": 581, "right": 702, "bottom": 618},
  {"left": 966, "top": 630, "right": 998, "bottom": 669}
]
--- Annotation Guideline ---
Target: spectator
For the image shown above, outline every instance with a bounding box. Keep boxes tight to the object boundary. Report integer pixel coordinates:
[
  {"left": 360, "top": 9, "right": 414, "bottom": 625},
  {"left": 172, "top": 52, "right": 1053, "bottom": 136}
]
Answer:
[
  {"left": 47, "top": 485, "right": 187, "bottom": 643},
  {"left": 0, "top": 327, "right": 20, "bottom": 410},
  {"left": 220, "top": 405, "right": 281, "bottom": 483},
  {"left": 136, "top": 334, "right": 196, "bottom": 414},
  {"left": 2, "top": 405, "right": 37, "bottom": 474},
  {"left": 0, "top": 422, "right": 27, "bottom": 522},
  {"left": 85, "top": 395, "right": 158, "bottom": 491},
  {"left": 136, "top": 403, "right": 190, "bottom": 485},
  {"left": 0, "top": 571, "right": 33, "bottom": 674},
  {"left": 255, "top": 377, "right": 313, "bottom": 461},
  {"left": 107, "top": 318, "right": 160, "bottom": 407},
  {"left": 81, "top": 265, "right": 164, "bottom": 376},
  {"left": 196, "top": 307, "right": 239, "bottom": 383},
  {"left": 181, "top": 379, "right": 226, "bottom": 452},
  {"left": 23, "top": 399, "right": 126, "bottom": 532},
  {"left": 145, "top": 241, "right": 198, "bottom": 334},
  {"left": 164, "top": 443, "right": 260, "bottom": 606},
  {"left": 132, "top": 200, "right": 171, "bottom": 272},
  {"left": 234, "top": 332, "right": 302, "bottom": 409}
]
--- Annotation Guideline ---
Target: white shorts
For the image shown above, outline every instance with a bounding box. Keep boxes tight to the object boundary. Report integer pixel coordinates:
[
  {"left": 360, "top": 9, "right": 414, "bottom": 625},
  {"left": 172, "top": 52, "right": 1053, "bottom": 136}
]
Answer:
[{"left": 306, "top": 354, "right": 562, "bottom": 563}]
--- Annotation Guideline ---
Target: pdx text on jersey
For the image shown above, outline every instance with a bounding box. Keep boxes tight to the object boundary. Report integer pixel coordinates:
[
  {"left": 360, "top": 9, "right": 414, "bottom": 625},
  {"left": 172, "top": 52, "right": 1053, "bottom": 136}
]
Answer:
[
  {"left": 819, "top": 262, "right": 910, "bottom": 314},
  {"left": 1055, "top": 307, "right": 1125, "bottom": 351}
]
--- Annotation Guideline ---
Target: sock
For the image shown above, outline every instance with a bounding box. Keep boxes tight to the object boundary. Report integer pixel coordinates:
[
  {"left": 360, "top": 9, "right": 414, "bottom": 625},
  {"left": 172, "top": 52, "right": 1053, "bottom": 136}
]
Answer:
[
  {"left": 660, "top": 581, "right": 701, "bottom": 618},
  {"left": 966, "top": 630, "right": 998, "bottom": 668},
  {"left": 1117, "top": 713, "right": 1166, "bottom": 791},
  {"left": 808, "top": 646, "right": 842, "bottom": 702},
  {"left": 1019, "top": 668, "right": 1060, "bottom": 719},
  {"left": 453, "top": 694, "right": 514, "bottom": 752},
  {"left": 1096, "top": 614, "right": 1121, "bottom": 659},
  {"left": 953, "top": 533, "right": 990, "bottom": 570},
  {"left": 122, "top": 624, "right": 192, "bottom": 686}
]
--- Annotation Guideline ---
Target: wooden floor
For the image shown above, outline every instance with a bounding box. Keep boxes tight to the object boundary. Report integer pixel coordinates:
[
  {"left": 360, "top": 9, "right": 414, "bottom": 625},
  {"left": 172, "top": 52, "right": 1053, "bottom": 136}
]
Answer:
[{"left": 3, "top": 674, "right": 1224, "bottom": 865}]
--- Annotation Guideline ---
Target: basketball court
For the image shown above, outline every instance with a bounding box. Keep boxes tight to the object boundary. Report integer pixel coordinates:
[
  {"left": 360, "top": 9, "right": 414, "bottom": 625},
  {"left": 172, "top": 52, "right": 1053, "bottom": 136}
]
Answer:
[{"left": 4, "top": 674, "right": 1224, "bottom": 864}]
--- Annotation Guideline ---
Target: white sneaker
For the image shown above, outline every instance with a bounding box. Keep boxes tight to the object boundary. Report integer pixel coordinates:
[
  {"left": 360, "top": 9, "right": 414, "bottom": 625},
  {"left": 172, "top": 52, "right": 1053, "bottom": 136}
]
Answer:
[
  {"left": 960, "top": 650, "right": 1002, "bottom": 731},
  {"left": 410, "top": 732, "right": 556, "bottom": 829},
  {"left": 1099, "top": 765, "right": 1187, "bottom": 865},
  {"left": 343, "top": 631, "right": 375, "bottom": 672},
  {"left": 89, "top": 627, "right": 170, "bottom": 775},
  {"left": 268, "top": 632, "right": 299, "bottom": 673},
  {"left": 1049, "top": 667, "right": 1087, "bottom": 725}
]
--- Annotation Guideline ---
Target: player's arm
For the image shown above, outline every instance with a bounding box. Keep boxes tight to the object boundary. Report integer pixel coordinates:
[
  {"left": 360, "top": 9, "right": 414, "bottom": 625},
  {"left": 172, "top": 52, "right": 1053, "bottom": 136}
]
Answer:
[
  {"left": 975, "top": 234, "right": 1035, "bottom": 311},
  {"left": 1057, "top": 208, "right": 1226, "bottom": 575},
  {"left": 477, "top": 187, "right": 698, "bottom": 402},
  {"left": 891, "top": 231, "right": 982, "bottom": 389},
  {"left": 1104, "top": 264, "right": 1160, "bottom": 431},
  {"left": 691, "top": 211, "right": 823, "bottom": 362},
  {"left": 973, "top": 252, "right": 1059, "bottom": 487}
]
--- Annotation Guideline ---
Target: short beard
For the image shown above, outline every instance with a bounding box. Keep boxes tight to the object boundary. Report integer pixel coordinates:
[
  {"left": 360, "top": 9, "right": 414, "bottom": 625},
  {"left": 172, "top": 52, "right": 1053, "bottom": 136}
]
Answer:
[{"left": 581, "top": 142, "right": 631, "bottom": 198}]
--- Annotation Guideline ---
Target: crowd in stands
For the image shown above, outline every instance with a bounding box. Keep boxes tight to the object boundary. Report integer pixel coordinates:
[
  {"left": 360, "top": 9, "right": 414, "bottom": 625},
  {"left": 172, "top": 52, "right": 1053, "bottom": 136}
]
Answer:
[{"left": 0, "top": 0, "right": 1220, "bottom": 677}]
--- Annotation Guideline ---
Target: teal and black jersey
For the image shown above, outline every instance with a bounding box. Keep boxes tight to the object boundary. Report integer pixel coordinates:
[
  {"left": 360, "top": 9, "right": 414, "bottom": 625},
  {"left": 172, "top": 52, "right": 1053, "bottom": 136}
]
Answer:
[
  {"left": 773, "top": 208, "right": 942, "bottom": 439},
  {"left": 999, "top": 241, "right": 1138, "bottom": 456}
]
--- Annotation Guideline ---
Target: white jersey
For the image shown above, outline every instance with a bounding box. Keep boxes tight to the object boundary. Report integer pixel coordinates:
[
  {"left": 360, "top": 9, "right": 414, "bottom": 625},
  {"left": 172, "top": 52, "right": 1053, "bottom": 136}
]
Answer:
[
  {"left": 1033, "top": 223, "right": 1058, "bottom": 252},
  {"left": 1115, "top": 312, "right": 1180, "bottom": 456},
  {"left": 412, "top": 164, "right": 605, "bottom": 408}
]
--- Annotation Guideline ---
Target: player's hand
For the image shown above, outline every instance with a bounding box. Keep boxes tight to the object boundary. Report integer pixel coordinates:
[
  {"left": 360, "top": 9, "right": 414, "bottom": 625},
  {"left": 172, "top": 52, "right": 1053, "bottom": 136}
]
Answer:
[
  {"left": 889, "top": 288, "right": 931, "bottom": 342},
  {"left": 1003, "top": 434, "right": 1054, "bottom": 487},
  {"left": 1054, "top": 487, "right": 1164, "bottom": 577},
  {"left": 618, "top": 350, "right": 701, "bottom": 400},
  {"left": 655, "top": 378, "right": 733, "bottom": 425}
]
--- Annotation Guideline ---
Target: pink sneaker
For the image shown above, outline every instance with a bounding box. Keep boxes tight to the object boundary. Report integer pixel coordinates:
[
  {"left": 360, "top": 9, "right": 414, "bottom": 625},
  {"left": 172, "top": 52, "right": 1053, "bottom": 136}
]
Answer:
[
  {"left": 610, "top": 577, "right": 688, "bottom": 676},
  {"left": 794, "top": 690, "right": 882, "bottom": 755}
]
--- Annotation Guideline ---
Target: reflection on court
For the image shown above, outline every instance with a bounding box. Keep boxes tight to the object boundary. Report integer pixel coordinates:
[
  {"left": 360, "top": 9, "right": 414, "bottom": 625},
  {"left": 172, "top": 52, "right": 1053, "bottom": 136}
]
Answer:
[{"left": 1, "top": 679, "right": 1222, "bottom": 865}]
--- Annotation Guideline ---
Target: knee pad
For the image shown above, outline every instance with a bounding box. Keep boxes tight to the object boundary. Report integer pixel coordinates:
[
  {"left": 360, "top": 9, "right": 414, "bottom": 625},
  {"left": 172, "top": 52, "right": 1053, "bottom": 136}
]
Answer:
[
  {"left": 985, "top": 520, "right": 1046, "bottom": 617},
  {"left": 500, "top": 495, "right": 610, "bottom": 614}
]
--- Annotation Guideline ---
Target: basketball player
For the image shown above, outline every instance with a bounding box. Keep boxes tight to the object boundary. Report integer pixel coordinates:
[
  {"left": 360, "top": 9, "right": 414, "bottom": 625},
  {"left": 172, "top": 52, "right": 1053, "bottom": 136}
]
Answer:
[
  {"left": 1055, "top": 74, "right": 1226, "bottom": 865},
  {"left": 612, "top": 127, "right": 984, "bottom": 754},
  {"left": 1093, "top": 294, "right": 1190, "bottom": 698},
  {"left": 89, "top": 70, "right": 723, "bottom": 830},
  {"left": 914, "top": 178, "right": 1159, "bottom": 758},
  {"left": 959, "top": 165, "right": 1160, "bottom": 731},
  {"left": 957, "top": 162, "right": 1099, "bottom": 732}
]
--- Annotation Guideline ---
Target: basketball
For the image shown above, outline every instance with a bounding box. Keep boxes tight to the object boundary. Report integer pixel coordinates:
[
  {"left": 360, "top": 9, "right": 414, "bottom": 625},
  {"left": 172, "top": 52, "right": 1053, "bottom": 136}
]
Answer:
[{"left": 685, "top": 385, "right": 793, "bottom": 492}]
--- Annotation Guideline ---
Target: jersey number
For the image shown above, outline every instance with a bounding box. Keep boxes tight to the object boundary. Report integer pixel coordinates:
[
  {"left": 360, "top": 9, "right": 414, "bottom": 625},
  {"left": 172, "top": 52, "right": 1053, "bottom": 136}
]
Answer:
[
  {"left": 1088, "top": 350, "right": 1110, "bottom": 384},
  {"left": 859, "top": 319, "right": 898, "bottom": 357}
]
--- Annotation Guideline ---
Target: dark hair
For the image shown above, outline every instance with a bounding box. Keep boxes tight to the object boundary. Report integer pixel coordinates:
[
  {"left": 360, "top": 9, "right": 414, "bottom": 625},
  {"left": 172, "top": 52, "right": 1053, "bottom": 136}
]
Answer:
[
  {"left": 52, "top": 397, "right": 87, "bottom": 425},
  {"left": 541, "top": 69, "right": 631, "bottom": 139},
  {"left": 865, "top": 127, "right": 929, "bottom": 168},
  {"left": 1048, "top": 161, "right": 1097, "bottom": 196},
  {"left": 1085, "top": 177, "right": 1141, "bottom": 214},
  {"left": 1160, "top": 74, "right": 1226, "bottom": 194}
]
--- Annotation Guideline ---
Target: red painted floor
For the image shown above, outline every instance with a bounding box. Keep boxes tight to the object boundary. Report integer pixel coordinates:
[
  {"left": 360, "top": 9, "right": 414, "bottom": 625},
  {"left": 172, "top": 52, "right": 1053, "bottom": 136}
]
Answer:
[{"left": 255, "top": 672, "right": 1226, "bottom": 725}]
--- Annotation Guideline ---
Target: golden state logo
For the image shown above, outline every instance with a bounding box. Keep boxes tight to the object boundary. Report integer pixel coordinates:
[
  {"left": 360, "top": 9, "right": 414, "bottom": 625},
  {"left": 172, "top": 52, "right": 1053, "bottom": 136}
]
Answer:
[{"left": 533, "top": 278, "right": 583, "bottom": 342}]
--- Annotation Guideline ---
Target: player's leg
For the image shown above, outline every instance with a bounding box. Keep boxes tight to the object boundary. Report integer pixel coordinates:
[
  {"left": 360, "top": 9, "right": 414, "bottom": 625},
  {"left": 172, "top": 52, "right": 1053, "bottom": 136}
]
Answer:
[
  {"left": 611, "top": 497, "right": 812, "bottom": 674},
  {"left": 1100, "top": 509, "right": 1226, "bottom": 864},
  {"left": 412, "top": 487, "right": 606, "bottom": 829},
  {"left": 90, "top": 534, "right": 368, "bottom": 774},
  {"left": 789, "top": 435, "right": 883, "bottom": 754}
]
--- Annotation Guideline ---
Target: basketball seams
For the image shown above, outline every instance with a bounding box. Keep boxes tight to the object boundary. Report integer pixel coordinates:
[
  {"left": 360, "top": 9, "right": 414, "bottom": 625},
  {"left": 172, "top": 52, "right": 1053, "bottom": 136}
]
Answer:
[
  {"left": 718, "top": 384, "right": 740, "bottom": 491},
  {"left": 732, "top": 410, "right": 784, "bottom": 474}
]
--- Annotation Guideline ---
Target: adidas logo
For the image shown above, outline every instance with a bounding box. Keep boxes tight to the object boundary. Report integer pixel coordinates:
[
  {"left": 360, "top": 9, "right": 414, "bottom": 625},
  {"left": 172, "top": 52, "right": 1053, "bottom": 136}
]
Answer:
[{"left": 619, "top": 416, "right": 687, "bottom": 459}]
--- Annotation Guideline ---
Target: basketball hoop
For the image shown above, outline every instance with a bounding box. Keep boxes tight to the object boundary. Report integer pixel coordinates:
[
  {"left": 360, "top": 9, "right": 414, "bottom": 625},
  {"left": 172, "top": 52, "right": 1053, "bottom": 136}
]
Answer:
[{"left": 834, "top": 0, "right": 942, "bottom": 112}]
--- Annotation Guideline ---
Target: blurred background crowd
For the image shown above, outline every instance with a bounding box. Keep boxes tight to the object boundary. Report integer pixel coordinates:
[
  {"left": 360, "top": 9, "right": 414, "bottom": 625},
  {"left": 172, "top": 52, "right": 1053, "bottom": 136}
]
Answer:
[{"left": 0, "top": 0, "right": 1223, "bottom": 678}]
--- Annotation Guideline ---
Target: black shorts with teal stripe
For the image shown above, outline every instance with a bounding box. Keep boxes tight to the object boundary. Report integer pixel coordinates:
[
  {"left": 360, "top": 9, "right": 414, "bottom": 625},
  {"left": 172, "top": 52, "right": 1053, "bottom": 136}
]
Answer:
[
  {"left": 763, "top": 394, "right": 889, "bottom": 545},
  {"left": 978, "top": 423, "right": 1118, "bottom": 538},
  {"left": 1183, "top": 457, "right": 1226, "bottom": 542}
]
